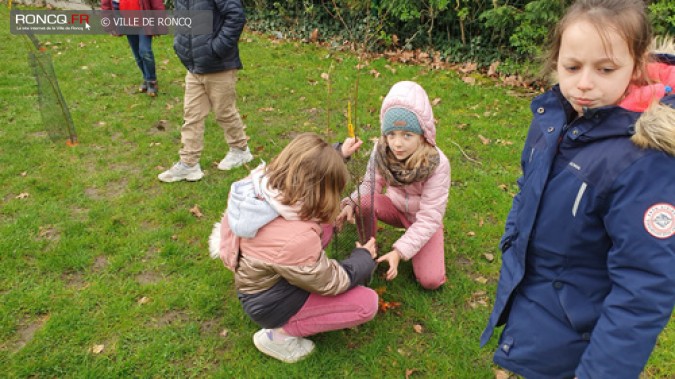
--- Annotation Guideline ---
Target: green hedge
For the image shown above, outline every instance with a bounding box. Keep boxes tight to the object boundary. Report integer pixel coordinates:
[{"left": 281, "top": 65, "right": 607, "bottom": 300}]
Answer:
[{"left": 241, "top": 0, "right": 674, "bottom": 75}]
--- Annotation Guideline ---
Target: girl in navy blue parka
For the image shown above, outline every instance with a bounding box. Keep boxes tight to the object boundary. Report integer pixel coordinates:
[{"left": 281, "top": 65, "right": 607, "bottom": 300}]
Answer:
[{"left": 481, "top": 1, "right": 675, "bottom": 378}]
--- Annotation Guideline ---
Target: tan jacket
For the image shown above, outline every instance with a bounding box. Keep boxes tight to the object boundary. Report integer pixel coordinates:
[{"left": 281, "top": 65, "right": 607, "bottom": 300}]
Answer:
[{"left": 234, "top": 217, "right": 353, "bottom": 295}]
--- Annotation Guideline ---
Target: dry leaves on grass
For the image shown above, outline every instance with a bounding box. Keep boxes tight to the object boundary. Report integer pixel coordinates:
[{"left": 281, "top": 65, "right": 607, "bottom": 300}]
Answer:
[
  {"left": 474, "top": 276, "right": 489, "bottom": 284},
  {"left": 189, "top": 205, "right": 203, "bottom": 218},
  {"left": 375, "top": 286, "right": 402, "bottom": 313},
  {"left": 137, "top": 296, "right": 151, "bottom": 305},
  {"left": 468, "top": 291, "right": 489, "bottom": 309},
  {"left": 462, "top": 77, "right": 476, "bottom": 85},
  {"left": 91, "top": 344, "right": 105, "bottom": 354},
  {"left": 379, "top": 298, "right": 402, "bottom": 313},
  {"left": 459, "top": 62, "right": 478, "bottom": 74},
  {"left": 487, "top": 62, "right": 500, "bottom": 77},
  {"left": 309, "top": 28, "right": 319, "bottom": 43}
]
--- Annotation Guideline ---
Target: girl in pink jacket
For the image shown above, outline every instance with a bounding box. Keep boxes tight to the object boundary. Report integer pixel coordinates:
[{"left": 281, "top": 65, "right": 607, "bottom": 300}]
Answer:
[
  {"left": 210, "top": 133, "right": 378, "bottom": 363},
  {"left": 338, "top": 81, "right": 451, "bottom": 290}
]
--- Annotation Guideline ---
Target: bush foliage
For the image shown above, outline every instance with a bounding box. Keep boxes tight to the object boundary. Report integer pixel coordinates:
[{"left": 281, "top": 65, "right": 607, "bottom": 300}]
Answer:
[{"left": 241, "top": 0, "right": 675, "bottom": 75}]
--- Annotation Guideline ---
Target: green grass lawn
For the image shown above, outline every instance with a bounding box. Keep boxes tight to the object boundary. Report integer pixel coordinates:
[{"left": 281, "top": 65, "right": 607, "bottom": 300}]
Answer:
[{"left": 1, "top": 5, "right": 672, "bottom": 378}]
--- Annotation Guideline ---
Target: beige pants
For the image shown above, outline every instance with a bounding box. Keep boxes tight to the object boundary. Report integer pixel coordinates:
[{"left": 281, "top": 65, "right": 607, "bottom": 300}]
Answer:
[{"left": 179, "top": 69, "right": 248, "bottom": 166}]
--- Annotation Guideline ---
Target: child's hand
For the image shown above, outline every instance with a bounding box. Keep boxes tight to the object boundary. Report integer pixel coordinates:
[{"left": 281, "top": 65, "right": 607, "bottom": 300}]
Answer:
[
  {"left": 376, "top": 249, "right": 402, "bottom": 281},
  {"left": 341, "top": 137, "right": 363, "bottom": 158},
  {"left": 356, "top": 237, "right": 377, "bottom": 259},
  {"left": 336, "top": 204, "right": 355, "bottom": 230}
]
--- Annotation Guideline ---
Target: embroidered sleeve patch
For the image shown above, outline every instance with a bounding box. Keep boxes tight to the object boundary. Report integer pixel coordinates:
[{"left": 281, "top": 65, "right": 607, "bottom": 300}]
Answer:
[{"left": 643, "top": 203, "right": 675, "bottom": 239}]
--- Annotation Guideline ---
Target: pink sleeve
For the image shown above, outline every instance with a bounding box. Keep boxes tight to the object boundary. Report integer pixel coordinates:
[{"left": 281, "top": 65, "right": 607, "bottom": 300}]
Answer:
[{"left": 219, "top": 215, "right": 241, "bottom": 271}]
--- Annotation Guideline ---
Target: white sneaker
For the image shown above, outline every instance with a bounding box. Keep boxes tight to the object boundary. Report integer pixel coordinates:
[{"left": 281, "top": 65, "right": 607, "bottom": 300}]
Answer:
[
  {"left": 158, "top": 162, "right": 204, "bottom": 183},
  {"left": 252, "top": 329, "right": 315, "bottom": 363},
  {"left": 218, "top": 147, "right": 253, "bottom": 170}
]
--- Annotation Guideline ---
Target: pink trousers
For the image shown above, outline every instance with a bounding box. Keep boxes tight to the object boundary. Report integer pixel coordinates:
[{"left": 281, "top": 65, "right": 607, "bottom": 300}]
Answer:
[
  {"left": 281, "top": 286, "right": 378, "bottom": 337},
  {"left": 325, "top": 194, "right": 446, "bottom": 290}
]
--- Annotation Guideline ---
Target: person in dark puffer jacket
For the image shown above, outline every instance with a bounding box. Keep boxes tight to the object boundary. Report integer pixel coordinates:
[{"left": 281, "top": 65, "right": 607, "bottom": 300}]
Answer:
[{"left": 158, "top": 0, "right": 253, "bottom": 183}]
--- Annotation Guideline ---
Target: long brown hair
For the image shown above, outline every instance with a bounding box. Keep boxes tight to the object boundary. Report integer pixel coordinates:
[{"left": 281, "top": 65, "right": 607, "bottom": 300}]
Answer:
[
  {"left": 544, "top": 0, "right": 652, "bottom": 85},
  {"left": 378, "top": 135, "right": 437, "bottom": 170},
  {"left": 265, "top": 133, "right": 349, "bottom": 222}
]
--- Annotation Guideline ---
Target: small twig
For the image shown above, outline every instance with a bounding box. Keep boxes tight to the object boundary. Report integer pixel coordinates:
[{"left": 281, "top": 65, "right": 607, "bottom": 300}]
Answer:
[{"left": 448, "top": 139, "right": 482, "bottom": 165}]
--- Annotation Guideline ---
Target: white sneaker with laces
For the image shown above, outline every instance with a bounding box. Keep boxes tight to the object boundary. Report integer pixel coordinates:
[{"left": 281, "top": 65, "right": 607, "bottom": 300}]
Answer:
[
  {"left": 253, "top": 328, "right": 315, "bottom": 363},
  {"left": 218, "top": 147, "right": 253, "bottom": 171},
  {"left": 157, "top": 162, "right": 204, "bottom": 183}
]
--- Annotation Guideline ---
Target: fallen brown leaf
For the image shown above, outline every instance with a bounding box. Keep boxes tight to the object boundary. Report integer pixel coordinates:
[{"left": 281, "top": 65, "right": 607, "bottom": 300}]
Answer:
[
  {"left": 459, "top": 62, "right": 478, "bottom": 73},
  {"left": 309, "top": 28, "right": 319, "bottom": 43},
  {"left": 138, "top": 296, "right": 151, "bottom": 305},
  {"left": 378, "top": 298, "right": 402, "bottom": 313},
  {"left": 462, "top": 76, "right": 476, "bottom": 85},
  {"left": 189, "top": 205, "right": 203, "bottom": 218},
  {"left": 475, "top": 276, "right": 488, "bottom": 284},
  {"left": 488, "top": 61, "right": 500, "bottom": 77},
  {"left": 468, "top": 291, "right": 489, "bottom": 309}
]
